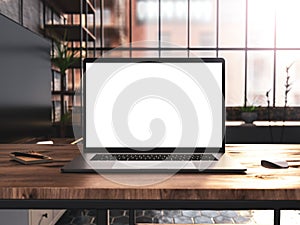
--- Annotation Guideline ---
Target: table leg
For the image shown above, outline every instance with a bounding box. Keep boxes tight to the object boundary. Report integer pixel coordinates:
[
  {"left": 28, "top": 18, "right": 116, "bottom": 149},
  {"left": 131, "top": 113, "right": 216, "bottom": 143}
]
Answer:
[
  {"left": 274, "top": 209, "right": 281, "bottom": 225},
  {"left": 97, "top": 209, "right": 108, "bottom": 225},
  {"left": 129, "top": 209, "right": 136, "bottom": 225}
]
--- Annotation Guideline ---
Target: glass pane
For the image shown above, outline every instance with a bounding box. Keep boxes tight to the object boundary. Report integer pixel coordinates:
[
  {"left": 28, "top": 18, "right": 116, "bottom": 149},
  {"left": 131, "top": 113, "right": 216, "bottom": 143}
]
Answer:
[
  {"left": 281, "top": 210, "right": 300, "bottom": 225},
  {"left": 219, "top": 51, "right": 245, "bottom": 106},
  {"left": 247, "top": 51, "right": 274, "bottom": 107},
  {"left": 0, "top": 0, "right": 20, "bottom": 23},
  {"left": 52, "top": 70, "right": 61, "bottom": 91},
  {"left": 161, "top": 0, "right": 187, "bottom": 47},
  {"left": 219, "top": 0, "right": 246, "bottom": 47},
  {"left": 276, "top": 0, "right": 300, "bottom": 48},
  {"left": 66, "top": 70, "right": 73, "bottom": 91},
  {"left": 64, "top": 95, "right": 73, "bottom": 113},
  {"left": 95, "top": 1, "right": 102, "bottom": 48},
  {"left": 248, "top": 0, "right": 275, "bottom": 47},
  {"left": 190, "top": 51, "right": 216, "bottom": 57},
  {"left": 132, "top": 50, "right": 159, "bottom": 57},
  {"left": 103, "top": 50, "right": 130, "bottom": 58},
  {"left": 133, "top": 0, "right": 159, "bottom": 46},
  {"left": 190, "top": 0, "right": 216, "bottom": 47},
  {"left": 161, "top": 50, "right": 188, "bottom": 57},
  {"left": 276, "top": 51, "right": 300, "bottom": 106},
  {"left": 52, "top": 96, "right": 61, "bottom": 122},
  {"left": 74, "top": 69, "right": 81, "bottom": 91},
  {"left": 73, "top": 87, "right": 82, "bottom": 108},
  {"left": 103, "top": 0, "right": 129, "bottom": 48}
]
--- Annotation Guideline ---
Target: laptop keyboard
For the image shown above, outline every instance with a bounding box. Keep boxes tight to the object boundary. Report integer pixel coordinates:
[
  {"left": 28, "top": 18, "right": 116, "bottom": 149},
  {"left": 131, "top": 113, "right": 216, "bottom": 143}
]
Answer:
[{"left": 91, "top": 153, "right": 218, "bottom": 161}]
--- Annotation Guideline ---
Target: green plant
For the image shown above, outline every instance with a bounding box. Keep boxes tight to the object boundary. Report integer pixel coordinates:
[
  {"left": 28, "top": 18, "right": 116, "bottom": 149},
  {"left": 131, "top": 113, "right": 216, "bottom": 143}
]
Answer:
[
  {"left": 241, "top": 98, "right": 258, "bottom": 112},
  {"left": 280, "top": 62, "right": 293, "bottom": 142},
  {"left": 60, "top": 110, "right": 72, "bottom": 125},
  {"left": 284, "top": 62, "right": 293, "bottom": 109},
  {"left": 59, "top": 110, "right": 72, "bottom": 138},
  {"left": 241, "top": 105, "right": 257, "bottom": 112},
  {"left": 52, "top": 33, "right": 78, "bottom": 75},
  {"left": 51, "top": 32, "right": 78, "bottom": 122},
  {"left": 266, "top": 89, "right": 274, "bottom": 142},
  {"left": 265, "top": 62, "right": 294, "bottom": 142}
]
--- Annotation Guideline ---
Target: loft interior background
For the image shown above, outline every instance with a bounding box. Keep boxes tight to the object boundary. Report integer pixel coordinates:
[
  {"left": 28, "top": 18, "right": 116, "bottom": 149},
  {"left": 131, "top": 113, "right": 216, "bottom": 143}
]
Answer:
[{"left": 1, "top": 0, "right": 300, "bottom": 121}]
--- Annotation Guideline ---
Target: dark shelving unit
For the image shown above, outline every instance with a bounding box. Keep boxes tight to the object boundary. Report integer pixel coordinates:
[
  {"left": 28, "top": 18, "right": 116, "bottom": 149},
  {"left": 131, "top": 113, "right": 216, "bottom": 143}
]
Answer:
[{"left": 42, "top": 0, "right": 96, "bottom": 125}]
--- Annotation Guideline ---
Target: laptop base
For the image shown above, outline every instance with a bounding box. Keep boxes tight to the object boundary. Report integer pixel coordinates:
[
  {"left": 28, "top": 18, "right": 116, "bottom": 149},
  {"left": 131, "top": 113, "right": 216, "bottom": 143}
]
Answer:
[{"left": 61, "top": 154, "right": 247, "bottom": 174}]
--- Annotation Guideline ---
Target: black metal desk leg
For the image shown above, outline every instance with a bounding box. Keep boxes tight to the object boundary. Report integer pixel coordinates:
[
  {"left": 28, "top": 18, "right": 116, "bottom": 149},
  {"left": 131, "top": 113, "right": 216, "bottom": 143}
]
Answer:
[
  {"left": 129, "top": 209, "right": 136, "bottom": 225},
  {"left": 274, "top": 209, "right": 281, "bottom": 225},
  {"left": 97, "top": 209, "right": 108, "bottom": 225}
]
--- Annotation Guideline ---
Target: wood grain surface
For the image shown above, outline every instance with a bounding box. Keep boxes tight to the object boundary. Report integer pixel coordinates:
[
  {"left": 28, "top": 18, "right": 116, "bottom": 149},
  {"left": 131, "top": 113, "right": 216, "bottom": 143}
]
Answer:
[{"left": 0, "top": 144, "right": 300, "bottom": 200}]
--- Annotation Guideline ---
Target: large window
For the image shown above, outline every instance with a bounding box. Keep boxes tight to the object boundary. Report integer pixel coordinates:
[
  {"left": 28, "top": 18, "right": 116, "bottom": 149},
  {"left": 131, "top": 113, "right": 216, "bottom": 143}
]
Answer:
[{"left": 100, "top": 0, "right": 300, "bottom": 107}]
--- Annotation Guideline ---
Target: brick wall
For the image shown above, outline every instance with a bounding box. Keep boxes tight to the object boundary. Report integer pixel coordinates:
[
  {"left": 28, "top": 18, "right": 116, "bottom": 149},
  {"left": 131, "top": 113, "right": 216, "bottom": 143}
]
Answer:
[
  {"left": 0, "top": 0, "right": 20, "bottom": 23},
  {"left": 0, "top": 0, "right": 41, "bottom": 34}
]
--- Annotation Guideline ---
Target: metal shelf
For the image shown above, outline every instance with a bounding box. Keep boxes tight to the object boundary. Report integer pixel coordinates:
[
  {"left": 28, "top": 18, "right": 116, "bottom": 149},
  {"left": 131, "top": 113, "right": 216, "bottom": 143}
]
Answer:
[
  {"left": 43, "top": 0, "right": 95, "bottom": 14},
  {"left": 52, "top": 91, "right": 76, "bottom": 95},
  {"left": 44, "top": 25, "right": 96, "bottom": 42}
]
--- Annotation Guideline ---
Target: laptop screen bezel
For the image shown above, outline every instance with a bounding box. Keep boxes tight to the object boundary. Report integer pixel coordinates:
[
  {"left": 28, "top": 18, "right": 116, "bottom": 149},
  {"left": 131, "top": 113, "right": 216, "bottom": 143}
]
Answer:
[{"left": 83, "top": 57, "right": 225, "bottom": 154}]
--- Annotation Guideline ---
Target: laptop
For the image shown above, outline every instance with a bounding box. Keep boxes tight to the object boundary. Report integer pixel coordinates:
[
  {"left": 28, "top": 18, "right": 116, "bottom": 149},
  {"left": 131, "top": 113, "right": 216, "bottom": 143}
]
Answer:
[{"left": 62, "top": 57, "right": 246, "bottom": 173}]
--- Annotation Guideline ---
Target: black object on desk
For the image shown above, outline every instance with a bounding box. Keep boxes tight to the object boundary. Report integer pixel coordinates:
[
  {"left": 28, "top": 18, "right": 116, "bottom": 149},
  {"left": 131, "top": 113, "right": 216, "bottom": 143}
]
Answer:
[
  {"left": 10, "top": 151, "right": 52, "bottom": 164},
  {"left": 261, "top": 159, "right": 289, "bottom": 169}
]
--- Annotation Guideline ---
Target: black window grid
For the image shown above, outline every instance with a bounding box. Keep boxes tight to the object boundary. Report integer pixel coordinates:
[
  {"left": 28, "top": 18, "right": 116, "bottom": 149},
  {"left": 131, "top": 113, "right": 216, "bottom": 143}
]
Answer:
[{"left": 84, "top": 0, "right": 300, "bottom": 108}]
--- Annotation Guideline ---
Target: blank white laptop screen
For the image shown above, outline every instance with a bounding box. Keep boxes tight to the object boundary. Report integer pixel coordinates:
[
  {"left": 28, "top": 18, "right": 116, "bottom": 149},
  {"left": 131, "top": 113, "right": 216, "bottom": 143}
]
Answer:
[{"left": 85, "top": 59, "right": 223, "bottom": 150}]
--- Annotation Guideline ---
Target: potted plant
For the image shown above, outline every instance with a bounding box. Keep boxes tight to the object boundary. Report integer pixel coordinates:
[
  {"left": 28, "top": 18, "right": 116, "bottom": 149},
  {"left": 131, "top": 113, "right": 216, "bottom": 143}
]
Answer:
[
  {"left": 59, "top": 110, "right": 72, "bottom": 138},
  {"left": 241, "top": 104, "right": 258, "bottom": 125},
  {"left": 52, "top": 35, "right": 78, "bottom": 91},
  {"left": 52, "top": 33, "right": 78, "bottom": 137}
]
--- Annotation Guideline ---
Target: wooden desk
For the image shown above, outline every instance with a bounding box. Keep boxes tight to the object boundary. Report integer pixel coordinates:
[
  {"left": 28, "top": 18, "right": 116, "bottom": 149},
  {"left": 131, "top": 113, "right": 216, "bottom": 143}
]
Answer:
[{"left": 0, "top": 144, "right": 300, "bottom": 225}]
